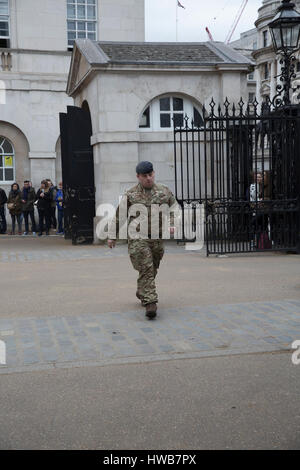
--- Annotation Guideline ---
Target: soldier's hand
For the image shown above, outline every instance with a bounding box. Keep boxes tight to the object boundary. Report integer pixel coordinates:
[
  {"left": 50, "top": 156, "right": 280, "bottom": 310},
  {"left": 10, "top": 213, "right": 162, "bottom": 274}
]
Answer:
[{"left": 108, "top": 239, "right": 116, "bottom": 249}]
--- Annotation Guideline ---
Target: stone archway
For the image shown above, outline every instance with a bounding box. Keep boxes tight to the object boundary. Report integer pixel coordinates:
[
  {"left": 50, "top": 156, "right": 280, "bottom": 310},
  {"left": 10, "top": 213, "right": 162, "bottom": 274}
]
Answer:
[{"left": 0, "top": 121, "right": 30, "bottom": 191}]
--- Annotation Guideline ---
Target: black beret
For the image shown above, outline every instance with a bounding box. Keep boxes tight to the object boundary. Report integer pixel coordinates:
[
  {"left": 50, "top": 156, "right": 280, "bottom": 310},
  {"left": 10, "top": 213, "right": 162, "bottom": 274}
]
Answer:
[{"left": 136, "top": 161, "right": 154, "bottom": 174}]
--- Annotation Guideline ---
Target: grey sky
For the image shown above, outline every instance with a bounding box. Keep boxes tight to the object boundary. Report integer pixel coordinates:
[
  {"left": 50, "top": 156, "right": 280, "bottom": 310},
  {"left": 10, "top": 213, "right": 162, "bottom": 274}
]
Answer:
[{"left": 145, "top": 0, "right": 263, "bottom": 43}]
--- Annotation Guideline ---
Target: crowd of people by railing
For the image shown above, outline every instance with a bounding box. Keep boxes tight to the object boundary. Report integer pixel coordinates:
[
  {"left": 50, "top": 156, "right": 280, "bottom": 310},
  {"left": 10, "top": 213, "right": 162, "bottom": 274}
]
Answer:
[{"left": 0, "top": 179, "right": 64, "bottom": 236}]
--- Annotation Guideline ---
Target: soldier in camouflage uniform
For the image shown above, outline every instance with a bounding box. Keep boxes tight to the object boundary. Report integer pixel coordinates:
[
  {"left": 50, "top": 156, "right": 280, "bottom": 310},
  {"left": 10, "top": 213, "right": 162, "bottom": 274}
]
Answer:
[{"left": 107, "top": 161, "right": 180, "bottom": 319}]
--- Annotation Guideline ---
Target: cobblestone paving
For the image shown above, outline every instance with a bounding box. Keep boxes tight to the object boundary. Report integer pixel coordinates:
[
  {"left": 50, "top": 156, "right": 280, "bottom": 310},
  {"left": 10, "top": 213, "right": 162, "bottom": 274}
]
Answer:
[
  {"left": 0, "top": 248, "right": 127, "bottom": 263},
  {"left": 0, "top": 238, "right": 195, "bottom": 263},
  {"left": 0, "top": 299, "right": 299, "bottom": 374}
]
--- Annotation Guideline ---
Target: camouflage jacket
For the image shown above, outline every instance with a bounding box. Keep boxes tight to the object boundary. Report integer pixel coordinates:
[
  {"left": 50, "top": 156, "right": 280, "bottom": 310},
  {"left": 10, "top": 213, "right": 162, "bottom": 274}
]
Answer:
[{"left": 108, "top": 182, "right": 181, "bottom": 240}]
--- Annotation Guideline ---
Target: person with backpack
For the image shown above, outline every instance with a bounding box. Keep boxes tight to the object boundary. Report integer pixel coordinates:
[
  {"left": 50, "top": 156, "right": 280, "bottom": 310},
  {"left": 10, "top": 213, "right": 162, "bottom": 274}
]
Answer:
[{"left": 7, "top": 183, "right": 22, "bottom": 235}]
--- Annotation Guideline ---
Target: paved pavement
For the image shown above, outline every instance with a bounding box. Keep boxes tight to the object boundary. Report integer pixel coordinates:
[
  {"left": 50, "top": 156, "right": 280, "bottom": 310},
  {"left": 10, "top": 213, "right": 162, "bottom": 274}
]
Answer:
[
  {"left": 0, "top": 234, "right": 189, "bottom": 262},
  {"left": 0, "top": 299, "right": 299, "bottom": 374},
  {"left": 0, "top": 352, "right": 299, "bottom": 450},
  {"left": 0, "top": 236, "right": 300, "bottom": 449},
  {"left": 0, "top": 236, "right": 299, "bottom": 375}
]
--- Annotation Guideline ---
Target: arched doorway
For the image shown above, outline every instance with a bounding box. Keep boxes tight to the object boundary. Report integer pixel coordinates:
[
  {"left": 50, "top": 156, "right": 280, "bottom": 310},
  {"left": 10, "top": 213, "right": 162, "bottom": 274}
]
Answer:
[{"left": 0, "top": 121, "right": 30, "bottom": 189}]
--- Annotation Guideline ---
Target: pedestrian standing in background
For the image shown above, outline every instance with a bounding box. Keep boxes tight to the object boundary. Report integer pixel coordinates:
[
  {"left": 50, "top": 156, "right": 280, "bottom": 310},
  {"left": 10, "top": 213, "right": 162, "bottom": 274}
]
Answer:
[
  {"left": 7, "top": 183, "right": 22, "bottom": 235},
  {"left": 36, "top": 180, "right": 52, "bottom": 236},
  {"left": 55, "top": 181, "right": 64, "bottom": 235},
  {"left": 0, "top": 186, "right": 7, "bottom": 234},
  {"left": 21, "top": 180, "right": 37, "bottom": 236},
  {"left": 47, "top": 179, "right": 57, "bottom": 231}
]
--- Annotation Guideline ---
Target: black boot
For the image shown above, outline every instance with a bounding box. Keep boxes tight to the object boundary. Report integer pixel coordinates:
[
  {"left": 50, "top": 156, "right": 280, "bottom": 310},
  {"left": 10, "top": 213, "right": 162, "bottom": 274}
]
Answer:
[{"left": 145, "top": 303, "right": 157, "bottom": 320}]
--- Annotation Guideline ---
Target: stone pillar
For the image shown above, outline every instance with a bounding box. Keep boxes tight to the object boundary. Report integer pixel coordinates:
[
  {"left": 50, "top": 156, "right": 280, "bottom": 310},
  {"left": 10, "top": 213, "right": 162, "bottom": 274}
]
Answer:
[
  {"left": 29, "top": 152, "right": 56, "bottom": 189},
  {"left": 276, "top": 58, "right": 282, "bottom": 88},
  {"left": 256, "top": 65, "right": 262, "bottom": 105}
]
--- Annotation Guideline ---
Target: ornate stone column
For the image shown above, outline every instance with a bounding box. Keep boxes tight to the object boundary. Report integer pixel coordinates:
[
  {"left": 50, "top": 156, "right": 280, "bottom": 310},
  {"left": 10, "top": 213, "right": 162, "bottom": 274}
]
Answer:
[
  {"left": 270, "top": 60, "right": 276, "bottom": 99},
  {"left": 256, "top": 65, "right": 262, "bottom": 105}
]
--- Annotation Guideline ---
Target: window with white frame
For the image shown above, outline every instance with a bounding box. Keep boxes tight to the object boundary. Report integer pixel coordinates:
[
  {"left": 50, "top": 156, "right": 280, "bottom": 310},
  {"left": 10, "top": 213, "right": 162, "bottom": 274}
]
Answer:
[
  {"left": 0, "top": 0, "right": 10, "bottom": 48},
  {"left": 248, "top": 92, "right": 255, "bottom": 103},
  {"left": 263, "top": 63, "right": 269, "bottom": 80},
  {"left": 67, "top": 0, "right": 97, "bottom": 50},
  {"left": 139, "top": 95, "right": 204, "bottom": 131},
  {"left": 263, "top": 30, "right": 268, "bottom": 48},
  {"left": 0, "top": 137, "right": 15, "bottom": 183}
]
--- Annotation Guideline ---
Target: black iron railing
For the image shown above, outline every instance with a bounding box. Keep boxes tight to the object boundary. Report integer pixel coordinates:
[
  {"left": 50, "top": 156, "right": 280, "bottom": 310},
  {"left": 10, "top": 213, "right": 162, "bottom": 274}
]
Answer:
[{"left": 174, "top": 98, "right": 300, "bottom": 255}]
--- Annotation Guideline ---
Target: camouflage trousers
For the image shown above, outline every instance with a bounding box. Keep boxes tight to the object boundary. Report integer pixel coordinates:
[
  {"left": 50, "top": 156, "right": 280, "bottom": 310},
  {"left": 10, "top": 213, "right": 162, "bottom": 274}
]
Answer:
[{"left": 128, "top": 239, "right": 164, "bottom": 306}]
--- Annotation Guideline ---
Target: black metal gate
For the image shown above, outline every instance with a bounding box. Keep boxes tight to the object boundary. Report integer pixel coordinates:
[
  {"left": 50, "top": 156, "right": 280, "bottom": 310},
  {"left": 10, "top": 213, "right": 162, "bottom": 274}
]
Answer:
[
  {"left": 174, "top": 99, "right": 300, "bottom": 255},
  {"left": 59, "top": 105, "right": 95, "bottom": 245}
]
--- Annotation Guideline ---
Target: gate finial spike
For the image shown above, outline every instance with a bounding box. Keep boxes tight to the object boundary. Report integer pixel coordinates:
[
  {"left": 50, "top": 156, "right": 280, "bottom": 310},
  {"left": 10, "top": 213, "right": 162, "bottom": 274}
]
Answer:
[
  {"left": 238, "top": 97, "right": 245, "bottom": 116},
  {"left": 252, "top": 97, "right": 259, "bottom": 117},
  {"left": 224, "top": 97, "right": 230, "bottom": 117},
  {"left": 209, "top": 98, "right": 215, "bottom": 117},
  {"left": 184, "top": 113, "right": 189, "bottom": 129}
]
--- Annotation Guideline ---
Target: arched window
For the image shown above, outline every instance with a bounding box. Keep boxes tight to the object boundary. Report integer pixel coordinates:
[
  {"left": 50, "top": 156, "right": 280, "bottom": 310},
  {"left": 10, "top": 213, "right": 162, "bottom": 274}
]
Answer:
[
  {"left": 0, "top": 136, "right": 15, "bottom": 183},
  {"left": 139, "top": 95, "right": 204, "bottom": 131}
]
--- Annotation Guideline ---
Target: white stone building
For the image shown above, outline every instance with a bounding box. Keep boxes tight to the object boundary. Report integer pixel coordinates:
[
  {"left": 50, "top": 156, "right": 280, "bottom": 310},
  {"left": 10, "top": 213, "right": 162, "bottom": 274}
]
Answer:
[
  {"left": 0, "top": 0, "right": 144, "bottom": 193},
  {"left": 66, "top": 39, "right": 253, "bottom": 209},
  {"left": 0, "top": 0, "right": 253, "bottom": 218},
  {"left": 232, "top": 0, "right": 300, "bottom": 105},
  {"left": 253, "top": 0, "right": 300, "bottom": 104},
  {"left": 230, "top": 28, "right": 258, "bottom": 103}
]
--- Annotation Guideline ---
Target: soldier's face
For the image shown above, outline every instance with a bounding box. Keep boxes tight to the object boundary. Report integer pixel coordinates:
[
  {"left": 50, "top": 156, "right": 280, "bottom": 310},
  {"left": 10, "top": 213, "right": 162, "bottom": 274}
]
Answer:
[{"left": 137, "top": 171, "right": 155, "bottom": 189}]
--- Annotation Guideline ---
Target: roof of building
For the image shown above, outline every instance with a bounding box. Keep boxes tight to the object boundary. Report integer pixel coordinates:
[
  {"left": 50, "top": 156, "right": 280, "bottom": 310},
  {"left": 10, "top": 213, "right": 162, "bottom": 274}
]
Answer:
[
  {"left": 75, "top": 39, "right": 254, "bottom": 67},
  {"left": 67, "top": 39, "right": 254, "bottom": 96}
]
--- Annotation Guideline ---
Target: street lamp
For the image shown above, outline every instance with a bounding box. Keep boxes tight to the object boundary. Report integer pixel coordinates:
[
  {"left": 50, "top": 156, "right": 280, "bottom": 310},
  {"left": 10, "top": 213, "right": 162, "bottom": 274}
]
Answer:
[{"left": 268, "top": 0, "right": 300, "bottom": 105}]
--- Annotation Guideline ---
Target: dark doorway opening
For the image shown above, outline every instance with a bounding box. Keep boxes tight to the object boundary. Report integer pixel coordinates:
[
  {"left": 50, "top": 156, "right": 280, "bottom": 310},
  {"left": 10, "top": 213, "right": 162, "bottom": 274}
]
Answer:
[{"left": 59, "top": 105, "right": 96, "bottom": 245}]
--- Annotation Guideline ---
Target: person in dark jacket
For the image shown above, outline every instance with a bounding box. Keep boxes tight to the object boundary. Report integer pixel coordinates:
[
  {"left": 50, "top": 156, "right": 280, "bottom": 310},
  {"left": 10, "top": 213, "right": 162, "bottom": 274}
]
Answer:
[
  {"left": 36, "top": 180, "right": 52, "bottom": 236},
  {"left": 55, "top": 181, "right": 64, "bottom": 234},
  {"left": 46, "top": 179, "right": 57, "bottom": 230},
  {"left": 21, "top": 180, "right": 37, "bottom": 235},
  {"left": 0, "top": 186, "right": 7, "bottom": 234},
  {"left": 7, "top": 183, "right": 22, "bottom": 235}
]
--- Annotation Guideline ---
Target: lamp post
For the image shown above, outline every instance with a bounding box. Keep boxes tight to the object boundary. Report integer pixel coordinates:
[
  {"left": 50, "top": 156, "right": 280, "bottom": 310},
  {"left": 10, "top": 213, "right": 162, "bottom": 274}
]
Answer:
[{"left": 268, "top": 0, "right": 300, "bottom": 106}]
